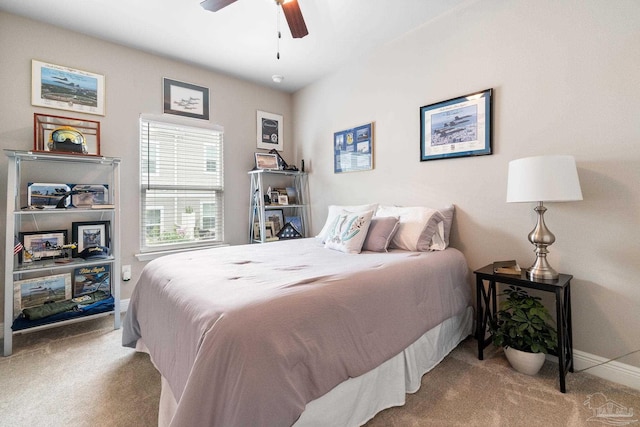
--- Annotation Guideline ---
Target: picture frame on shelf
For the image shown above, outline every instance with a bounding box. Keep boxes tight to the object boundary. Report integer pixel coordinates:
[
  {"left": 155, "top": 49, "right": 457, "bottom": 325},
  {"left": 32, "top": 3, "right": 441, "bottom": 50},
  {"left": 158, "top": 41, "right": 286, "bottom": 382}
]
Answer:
[
  {"left": 277, "top": 194, "right": 289, "bottom": 205},
  {"left": 334, "top": 122, "right": 374, "bottom": 174},
  {"left": 70, "top": 184, "right": 109, "bottom": 207},
  {"left": 163, "top": 78, "right": 210, "bottom": 120},
  {"left": 27, "top": 182, "right": 71, "bottom": 209},
  {"left": 72, "top": 220, "right": 110, "bottom": 257},
  {"left": 257, "top": 110, "right": 283, "bottom": 151},
  {"left": 269, "top": 191, "right": 281, "bottom": 204},
  {"left": 266, "top": 209, "right": 285, "bottom": 234},
  {"left": 255, "top": 152, "right": 280, "bottom": 170},
  {"left": 34, "top": 113, "right": 101, "bottom": 156},
  {"left": 73, "top": 264, "right": 111, "bottom": 297},
  {"left": 31, "top": 60, "right": 105, "bottom": 116},
  {"left": 420, "top": 88, "right": 492, "bottom": 162},
  {"left": 15, "top": 273, "right": 72, "bottom": 311},
  {"left": 19, "top": 230, "right": 68, "bottom": 262}
]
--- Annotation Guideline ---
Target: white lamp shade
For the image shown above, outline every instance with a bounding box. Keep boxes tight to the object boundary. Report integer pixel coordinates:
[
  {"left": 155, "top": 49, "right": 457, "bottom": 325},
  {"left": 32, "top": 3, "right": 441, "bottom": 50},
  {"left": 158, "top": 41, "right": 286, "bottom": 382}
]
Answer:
[{"left": 506, "top": 155, "right": 583, "bottom": 203}]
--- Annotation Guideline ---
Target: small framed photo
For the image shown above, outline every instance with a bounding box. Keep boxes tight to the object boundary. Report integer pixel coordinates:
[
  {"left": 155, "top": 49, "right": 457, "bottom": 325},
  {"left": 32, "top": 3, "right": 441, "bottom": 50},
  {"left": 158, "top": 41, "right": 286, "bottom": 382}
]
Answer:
[
  {"left": 27, "top": 183, "right": 71, "bottom": 209},
  {"left": 70, "top": 184, "right": 109, "bottom": 207},
  {"left": 31, "top": 60, "right": 105, "bottom": 116},
  {"left": 420, "top": 88, "right": 492, "bottom": 161},
  {"left": 15, "top": 273, "right": 72, "bottom": 311},
  {"left": 257, "top": 110, "right": 283, "bottom": 151},
  {"left": 265, "top": 221, "right": 276, "bottom": 239},
  {"left": 278, "top": 194, "right": 289, "bottom": 205},
  {"left": 269, "top": 191, "right": 280, "bottom": 204},
  {"left": 19, "top": 230, "right": 67, "bottom": 262},
  {"left": 72, "top": 220, "right": 110, "bottom": 257},
  {"left": 34, "top": 113, "right": 101, "bottom": 156},
  {"left": 73, "top": 264, "right": 111, "bottom": 297},
  {"left": 266, "top": 209, "right": 285, "bottom": 233},
  {"left": 255, "top": 152, "right": 280, "bottom": 170},
  {"left": 163, "top": 78, "right": 210, "bottom": 120}
]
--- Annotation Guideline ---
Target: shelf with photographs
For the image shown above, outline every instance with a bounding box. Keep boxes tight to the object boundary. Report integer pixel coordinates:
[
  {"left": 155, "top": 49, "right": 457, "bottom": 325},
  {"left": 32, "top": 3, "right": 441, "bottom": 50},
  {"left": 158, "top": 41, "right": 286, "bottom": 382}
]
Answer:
[
  {"left": 248, "top": 169, "right": 309, "bottom": 243},
  {"left": 3, "top": 150, "right": 121, "bottom": 356}
]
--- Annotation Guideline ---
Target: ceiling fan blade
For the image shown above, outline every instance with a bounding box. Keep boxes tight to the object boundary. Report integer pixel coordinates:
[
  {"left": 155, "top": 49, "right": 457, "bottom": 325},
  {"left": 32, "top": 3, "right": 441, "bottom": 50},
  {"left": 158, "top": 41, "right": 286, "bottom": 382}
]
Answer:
[
  {"left": 281, "top": 0, "right": 308, "bottom": 39},
  {"left": 200, "top": 0, "right": 238, "bottom": 12}
]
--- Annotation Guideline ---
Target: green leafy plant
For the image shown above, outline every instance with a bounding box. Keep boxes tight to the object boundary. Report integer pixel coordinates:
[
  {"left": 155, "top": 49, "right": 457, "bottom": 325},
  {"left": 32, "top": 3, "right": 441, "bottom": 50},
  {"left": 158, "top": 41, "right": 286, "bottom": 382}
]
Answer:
[
  {"left": 184, "top": 206, "right": 194, "bottom": 214},
  {"left": 490, "top": 286, "right": 558, "bottom": 354}
]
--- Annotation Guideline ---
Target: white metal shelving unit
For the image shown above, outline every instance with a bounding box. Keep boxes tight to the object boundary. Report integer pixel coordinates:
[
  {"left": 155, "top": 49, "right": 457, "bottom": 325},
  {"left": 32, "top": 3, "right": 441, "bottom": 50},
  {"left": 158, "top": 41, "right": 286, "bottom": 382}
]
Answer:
[{"left": 3, "top": 150, "right": 121, "bottom": 356}]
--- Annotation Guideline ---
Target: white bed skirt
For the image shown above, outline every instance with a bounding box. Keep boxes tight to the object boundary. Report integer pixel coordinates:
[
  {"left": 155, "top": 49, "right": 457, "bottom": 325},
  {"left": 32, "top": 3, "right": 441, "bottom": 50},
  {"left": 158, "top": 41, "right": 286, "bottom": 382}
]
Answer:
[{"left": 142, "top": 306, "right": 473, "bottom": 427}]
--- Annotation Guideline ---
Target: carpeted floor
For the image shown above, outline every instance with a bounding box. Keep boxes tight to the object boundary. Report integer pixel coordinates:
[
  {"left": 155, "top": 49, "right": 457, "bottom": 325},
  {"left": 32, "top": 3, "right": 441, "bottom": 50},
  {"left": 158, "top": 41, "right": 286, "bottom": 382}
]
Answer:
[{"left": 1, "top": 314, "right": 638, "bottom": 427}]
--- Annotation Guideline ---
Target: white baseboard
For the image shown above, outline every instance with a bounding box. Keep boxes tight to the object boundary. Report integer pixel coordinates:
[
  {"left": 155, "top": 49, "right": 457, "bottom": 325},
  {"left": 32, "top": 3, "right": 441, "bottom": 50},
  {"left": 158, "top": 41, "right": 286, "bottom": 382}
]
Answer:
[{"left": 574, "top": 349, "right": 640, "bottom": 391}]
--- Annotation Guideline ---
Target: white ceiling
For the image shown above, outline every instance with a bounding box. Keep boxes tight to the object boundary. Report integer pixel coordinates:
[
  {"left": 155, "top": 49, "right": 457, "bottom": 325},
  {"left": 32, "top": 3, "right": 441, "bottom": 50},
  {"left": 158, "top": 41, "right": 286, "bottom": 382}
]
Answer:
[{"left": 0, "top": 0, "right": 468, "bottom": 93}]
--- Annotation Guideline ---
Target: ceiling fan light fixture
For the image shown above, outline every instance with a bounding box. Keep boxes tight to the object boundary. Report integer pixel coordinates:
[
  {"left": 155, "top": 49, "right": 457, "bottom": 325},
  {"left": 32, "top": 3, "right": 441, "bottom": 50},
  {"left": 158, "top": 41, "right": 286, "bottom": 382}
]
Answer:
[{"left": 272, "top": 74, "right": 284, "bottom": 83}]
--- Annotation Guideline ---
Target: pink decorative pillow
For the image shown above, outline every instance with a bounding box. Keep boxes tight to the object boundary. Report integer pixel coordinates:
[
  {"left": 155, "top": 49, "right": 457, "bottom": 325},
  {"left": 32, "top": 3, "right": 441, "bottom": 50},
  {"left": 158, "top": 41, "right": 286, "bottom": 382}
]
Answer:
[{"left": 362, "top": 216, "right": 400, "bottom": 252}]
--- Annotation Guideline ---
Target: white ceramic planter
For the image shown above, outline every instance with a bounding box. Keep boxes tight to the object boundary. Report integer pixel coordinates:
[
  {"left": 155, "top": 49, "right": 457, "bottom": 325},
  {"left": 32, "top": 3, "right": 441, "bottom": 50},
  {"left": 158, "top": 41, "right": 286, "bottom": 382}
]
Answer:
[{"left": 504, "top": 346, "right": 545, "bottom": 376}]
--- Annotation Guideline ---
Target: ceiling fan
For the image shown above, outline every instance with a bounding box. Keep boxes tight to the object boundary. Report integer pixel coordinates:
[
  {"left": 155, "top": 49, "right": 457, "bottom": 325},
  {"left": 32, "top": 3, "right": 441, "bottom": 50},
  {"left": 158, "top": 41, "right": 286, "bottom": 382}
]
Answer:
[{"left": 200, "top": 0, "right": 309, "bottom": 39}]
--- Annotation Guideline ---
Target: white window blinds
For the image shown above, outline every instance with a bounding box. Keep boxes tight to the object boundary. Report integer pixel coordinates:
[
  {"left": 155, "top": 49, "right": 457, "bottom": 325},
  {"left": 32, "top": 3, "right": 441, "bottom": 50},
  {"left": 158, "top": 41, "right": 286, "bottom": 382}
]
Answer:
[{"left": 140, "top": 116, "right": 224, "bottom": 253}]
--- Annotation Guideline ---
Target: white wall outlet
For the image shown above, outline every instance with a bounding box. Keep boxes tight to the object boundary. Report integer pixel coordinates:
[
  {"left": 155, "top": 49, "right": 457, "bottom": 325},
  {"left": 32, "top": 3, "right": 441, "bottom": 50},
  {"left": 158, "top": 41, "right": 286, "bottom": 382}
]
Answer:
[{"left": 122, "top": 264, "right": 131, "bottom": 281}]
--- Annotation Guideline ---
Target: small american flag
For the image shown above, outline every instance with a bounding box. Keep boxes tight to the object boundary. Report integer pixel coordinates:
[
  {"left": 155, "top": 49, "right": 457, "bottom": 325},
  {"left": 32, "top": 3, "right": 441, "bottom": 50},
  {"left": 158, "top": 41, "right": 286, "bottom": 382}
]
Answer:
[{"left": 14, "top": 236, "right": 24, "bottom": 255}]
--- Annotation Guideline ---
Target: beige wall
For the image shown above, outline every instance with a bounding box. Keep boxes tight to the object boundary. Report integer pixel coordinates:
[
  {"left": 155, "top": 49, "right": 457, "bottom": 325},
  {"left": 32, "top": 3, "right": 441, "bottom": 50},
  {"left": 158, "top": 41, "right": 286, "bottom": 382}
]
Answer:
[
  {"left": 293, "top": 0, "right": 640, "bottom": 368},
  {"left": 0, "top": 12, "right": 292, "bottom": 304}
]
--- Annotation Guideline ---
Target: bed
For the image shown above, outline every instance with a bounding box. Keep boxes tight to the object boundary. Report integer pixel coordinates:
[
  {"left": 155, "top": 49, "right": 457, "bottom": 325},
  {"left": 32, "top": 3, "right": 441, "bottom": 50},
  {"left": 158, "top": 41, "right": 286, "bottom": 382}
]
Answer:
[{"left": 122, "top": 206, "right": 472, "bottom": 427}]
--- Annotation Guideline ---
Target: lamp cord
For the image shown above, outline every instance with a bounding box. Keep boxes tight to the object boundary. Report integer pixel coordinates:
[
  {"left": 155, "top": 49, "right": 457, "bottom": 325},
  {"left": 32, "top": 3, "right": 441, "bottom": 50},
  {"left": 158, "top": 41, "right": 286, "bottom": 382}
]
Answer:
[{"left": 573, "top": 349, "right": 640, "bottom": 373}]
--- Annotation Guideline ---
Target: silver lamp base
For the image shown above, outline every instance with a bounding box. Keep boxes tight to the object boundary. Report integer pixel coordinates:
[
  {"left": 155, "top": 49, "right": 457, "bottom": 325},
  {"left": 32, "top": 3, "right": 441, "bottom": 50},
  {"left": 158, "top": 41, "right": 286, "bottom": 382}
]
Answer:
[{"left": 527, "top": 202, "right": 559, "bottom": 281}]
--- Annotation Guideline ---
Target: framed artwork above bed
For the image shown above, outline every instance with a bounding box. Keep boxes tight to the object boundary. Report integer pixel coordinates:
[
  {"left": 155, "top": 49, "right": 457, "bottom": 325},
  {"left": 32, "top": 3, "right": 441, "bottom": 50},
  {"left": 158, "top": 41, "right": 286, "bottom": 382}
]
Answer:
[{"left": 420, "top": 88, "right": 492, "bottom": 161}]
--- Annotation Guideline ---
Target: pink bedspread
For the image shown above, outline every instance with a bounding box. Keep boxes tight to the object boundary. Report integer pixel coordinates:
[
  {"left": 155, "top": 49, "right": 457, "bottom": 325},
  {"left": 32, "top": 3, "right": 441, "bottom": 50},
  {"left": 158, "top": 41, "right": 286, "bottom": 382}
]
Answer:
[{"left": 122, "top": 238, "right": 471, "bottom": 426}]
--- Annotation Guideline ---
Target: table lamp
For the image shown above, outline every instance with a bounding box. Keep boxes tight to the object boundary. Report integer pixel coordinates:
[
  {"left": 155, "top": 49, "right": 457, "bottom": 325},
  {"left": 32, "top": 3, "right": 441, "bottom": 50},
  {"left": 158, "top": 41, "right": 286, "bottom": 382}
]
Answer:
[{"left": 506, "top": 155, "right": 583, "bottom": 280}]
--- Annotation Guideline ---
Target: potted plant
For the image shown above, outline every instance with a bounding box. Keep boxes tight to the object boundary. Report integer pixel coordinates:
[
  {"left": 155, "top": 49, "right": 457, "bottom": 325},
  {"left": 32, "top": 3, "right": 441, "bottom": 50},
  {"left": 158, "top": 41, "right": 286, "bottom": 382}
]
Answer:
[{"left": 490, "top": 286, "right": 558, "bottom": 375}]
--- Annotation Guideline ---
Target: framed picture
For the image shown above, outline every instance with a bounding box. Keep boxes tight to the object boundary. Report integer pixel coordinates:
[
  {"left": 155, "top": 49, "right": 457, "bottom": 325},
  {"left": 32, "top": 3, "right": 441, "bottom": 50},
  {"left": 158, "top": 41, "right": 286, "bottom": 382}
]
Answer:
[
  {"left": 163, "top": 78, "right": 210, "bottom": 120},
  {"left": 278, "top": 194, "right": 289, "bottom": 205},
  {"left": 257, "top": 110, "right": 283, "bottom": 151},
  {"left": 31, "top": 60, "right": 105, "bottom": 116},
  {"left": 264, "top": 221, "right": 277, "bottom": 239},
  {"left": 265, "top": 209, "right": 285, "bottom": 233},
  {"left": 19, "top": 230, "right": 67, "bottom": 262},
  {"left": 73, "top": 264, "right": 111, "bottom": 297},
  {"left": 34, "top": 113, "right": 101, "bottom": 156},
  {"left": 15, "top": 273, "right": 72, "bottom": 311},
  {"left": 269, "top": 191, "right": 281, "bottom": 204},
  {"left": 27, "top": 183, "right": 71, "bottom": 209},
  {"left": 70, "top": 184, "right": 109, "bottom": 207},
  {"left": 420, "top": 88, "right": 492, "bottom": 161},
  {"left": 334, "top": 122, "right": 373, "bottom": 173},
  {"left": 72, "top": 221, "right": 110, "bottom": 257},
  {"left": 255, "top": 152, "right": 280, "bottom": 170}
]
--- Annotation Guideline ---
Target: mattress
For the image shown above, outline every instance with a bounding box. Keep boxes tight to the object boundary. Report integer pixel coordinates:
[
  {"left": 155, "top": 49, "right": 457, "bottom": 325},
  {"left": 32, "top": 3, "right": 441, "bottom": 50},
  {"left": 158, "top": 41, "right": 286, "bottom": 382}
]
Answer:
[{"left": 122, "top": 238, "right": 472, "bottom": 426}]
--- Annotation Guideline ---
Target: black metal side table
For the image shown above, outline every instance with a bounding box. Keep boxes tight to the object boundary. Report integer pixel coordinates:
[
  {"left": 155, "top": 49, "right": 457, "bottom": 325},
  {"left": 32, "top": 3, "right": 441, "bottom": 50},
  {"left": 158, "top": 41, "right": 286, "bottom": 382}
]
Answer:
[{"left": 474, "top": 264, "right": 573, "bottom": 393}]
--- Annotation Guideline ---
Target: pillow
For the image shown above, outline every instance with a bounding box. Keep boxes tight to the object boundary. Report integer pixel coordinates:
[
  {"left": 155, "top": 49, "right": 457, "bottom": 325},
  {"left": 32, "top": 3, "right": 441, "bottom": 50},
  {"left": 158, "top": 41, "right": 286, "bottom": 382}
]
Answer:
[
  {"left": 324, "top": 210, "right": 374, "bottom": 254},
  {"left": 316, "top": 203, "right": 379, "bottom": 242},
  {"left": 375, "top": 205, "right": 445, "bottom": 251},
  {"left": 362, "top": 216, "right": 400, "bottom": 252},
  {"left": 438, "top": 204, "right": 455, "bottom": 248}
]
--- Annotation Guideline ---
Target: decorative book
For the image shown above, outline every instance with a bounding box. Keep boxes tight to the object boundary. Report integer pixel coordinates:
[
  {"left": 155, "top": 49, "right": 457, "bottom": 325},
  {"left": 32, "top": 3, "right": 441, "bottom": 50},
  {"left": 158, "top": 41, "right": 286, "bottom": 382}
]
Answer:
[{"left": 493, "top": 260, "right": 522, "bottom": 275}]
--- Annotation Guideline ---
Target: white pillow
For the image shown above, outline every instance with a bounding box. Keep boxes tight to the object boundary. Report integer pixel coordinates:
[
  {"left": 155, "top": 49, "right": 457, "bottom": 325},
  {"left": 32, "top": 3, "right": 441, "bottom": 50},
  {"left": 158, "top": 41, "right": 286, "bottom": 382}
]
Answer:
[
  {"left": 375, "top": 205, "right": 445, "bottom": 251},
  {"left": 316, "top": 203, "right": 379, "bottom": 242},
  {"left": 324, "top": 210, "right": 374, "bottom": 254}
]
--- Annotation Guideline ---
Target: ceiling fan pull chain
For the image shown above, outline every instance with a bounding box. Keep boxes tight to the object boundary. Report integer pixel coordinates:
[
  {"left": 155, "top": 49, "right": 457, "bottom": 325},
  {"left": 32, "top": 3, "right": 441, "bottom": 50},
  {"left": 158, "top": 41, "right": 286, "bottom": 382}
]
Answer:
[{"left": 276, "top": 5, "right": 281, "bottom": 59}]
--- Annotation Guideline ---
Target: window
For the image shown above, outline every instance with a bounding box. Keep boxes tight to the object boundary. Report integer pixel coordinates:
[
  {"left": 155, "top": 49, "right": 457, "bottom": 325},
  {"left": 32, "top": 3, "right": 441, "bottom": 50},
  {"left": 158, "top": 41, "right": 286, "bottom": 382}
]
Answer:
[{"left": 140, "top": 116, "right": 224, "bottom": 253}]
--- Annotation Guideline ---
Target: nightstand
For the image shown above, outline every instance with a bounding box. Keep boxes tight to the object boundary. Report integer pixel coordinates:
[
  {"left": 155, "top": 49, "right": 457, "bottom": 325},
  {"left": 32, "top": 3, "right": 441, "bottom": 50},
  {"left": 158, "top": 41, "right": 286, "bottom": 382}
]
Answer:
[{"left": 474, "top": 264, "right": 573, "bottom": 392}]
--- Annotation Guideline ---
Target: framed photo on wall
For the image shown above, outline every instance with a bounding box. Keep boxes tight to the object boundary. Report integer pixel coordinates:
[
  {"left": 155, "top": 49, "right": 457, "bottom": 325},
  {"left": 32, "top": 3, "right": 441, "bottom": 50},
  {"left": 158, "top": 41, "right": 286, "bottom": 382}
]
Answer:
[
  {"left": 257, "top": 110, "right": 283, "bottom": 151},
  {"left": 31, "top": 60, "right": 105, "bottom": 116},
  {"left": 334, "top": 122, "right": 373, "bottom": 173},
  {"left": 420, "top": 88, "right": 492, "bottom": 161},
  {"left": 163, "top": 78, "right": 210, "bottom": 120}
]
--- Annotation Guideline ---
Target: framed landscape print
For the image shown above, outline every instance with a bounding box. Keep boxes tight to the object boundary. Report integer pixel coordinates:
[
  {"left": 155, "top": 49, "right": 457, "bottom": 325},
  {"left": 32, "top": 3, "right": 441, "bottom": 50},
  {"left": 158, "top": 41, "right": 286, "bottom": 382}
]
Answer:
[
  {"left": 31, "top": 60, "right": 105, "bottom": 116},
  {"left": 420, "top": 88, "right": 492, "bottom": 161}
]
